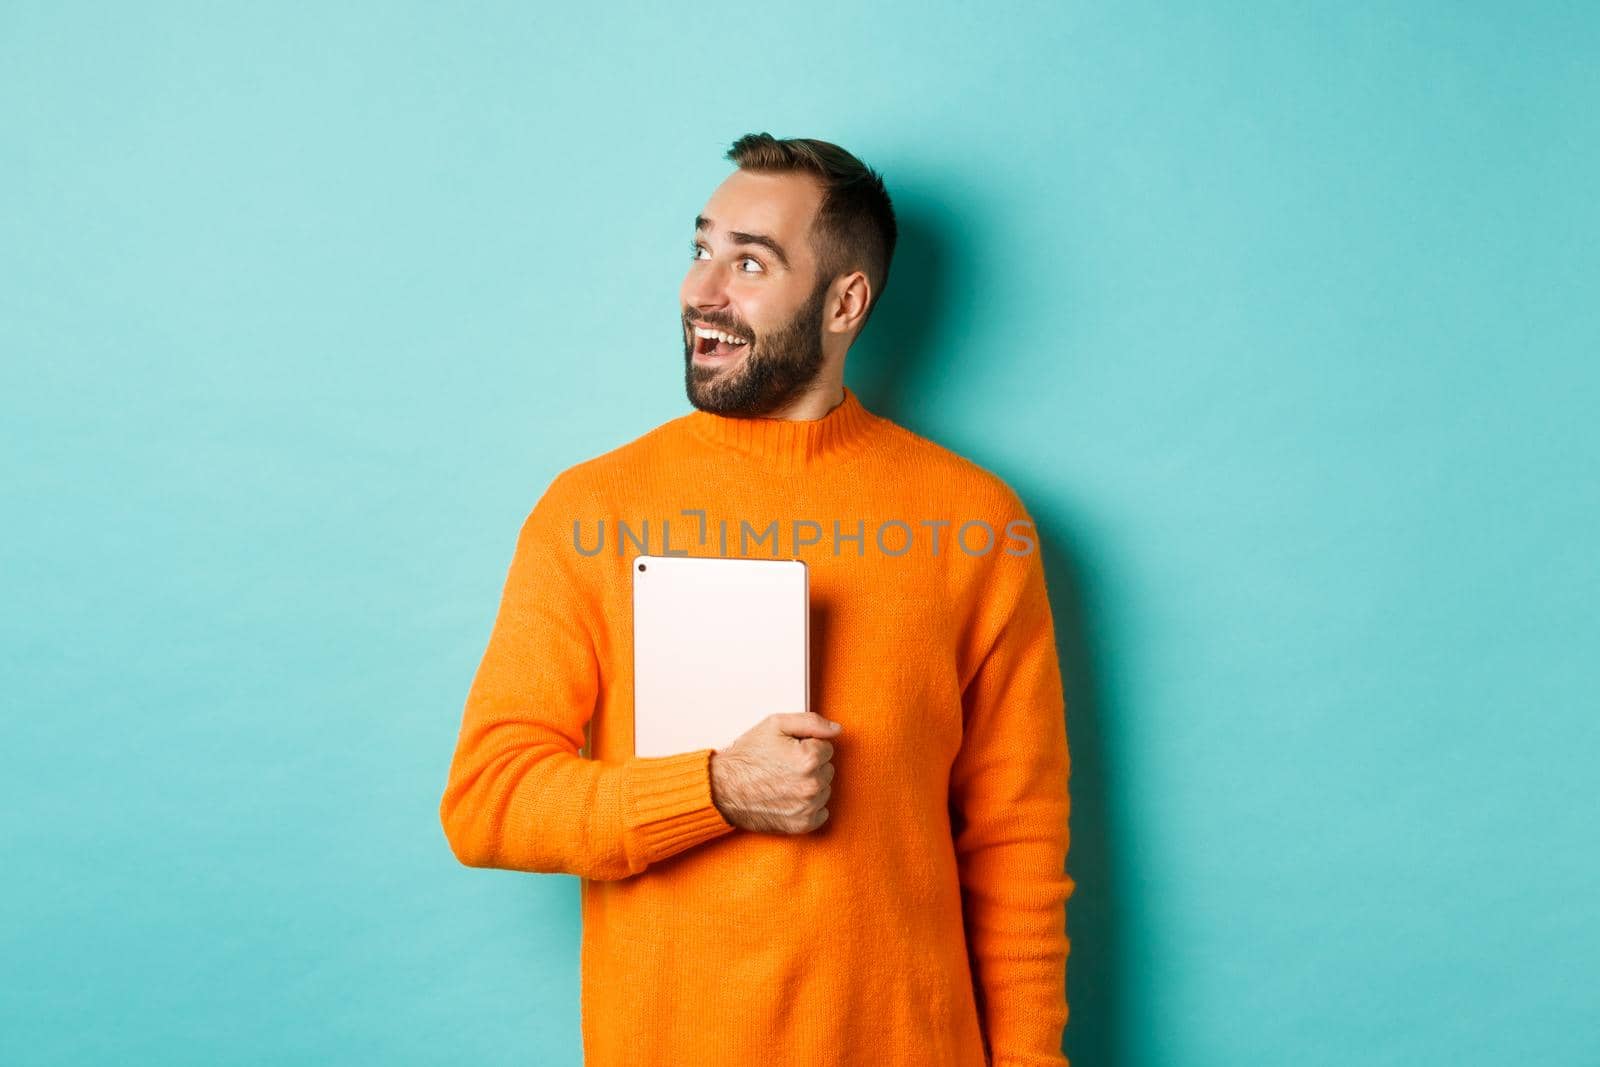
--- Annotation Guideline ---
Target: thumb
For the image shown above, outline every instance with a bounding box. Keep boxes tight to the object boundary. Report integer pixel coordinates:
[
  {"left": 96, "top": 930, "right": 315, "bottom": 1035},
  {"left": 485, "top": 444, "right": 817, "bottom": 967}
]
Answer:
[{"left": 772, "top": 711, "right": 843, "bottom": 739}]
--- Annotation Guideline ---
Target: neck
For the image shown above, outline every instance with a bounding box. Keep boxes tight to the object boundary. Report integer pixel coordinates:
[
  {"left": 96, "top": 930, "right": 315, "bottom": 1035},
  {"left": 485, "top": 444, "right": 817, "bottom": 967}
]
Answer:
[
  {"left": 683, "top": 381, "right": 878, "bottom": 472},
  {"left": 760, "top": 373, "right": 846, "bottom": 421}
]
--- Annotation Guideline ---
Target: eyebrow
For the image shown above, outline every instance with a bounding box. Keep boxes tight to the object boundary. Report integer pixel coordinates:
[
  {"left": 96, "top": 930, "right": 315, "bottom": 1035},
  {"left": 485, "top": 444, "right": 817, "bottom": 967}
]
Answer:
[{"left": 694, "top": 215, "right": 791, "bottom": 270}]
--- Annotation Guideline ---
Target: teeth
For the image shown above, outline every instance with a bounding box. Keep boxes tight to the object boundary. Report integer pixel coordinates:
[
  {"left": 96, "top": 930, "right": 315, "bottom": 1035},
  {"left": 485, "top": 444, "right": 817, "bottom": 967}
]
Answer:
[{"left": 693, "top": 326, "right": 748, "bottom": 346}]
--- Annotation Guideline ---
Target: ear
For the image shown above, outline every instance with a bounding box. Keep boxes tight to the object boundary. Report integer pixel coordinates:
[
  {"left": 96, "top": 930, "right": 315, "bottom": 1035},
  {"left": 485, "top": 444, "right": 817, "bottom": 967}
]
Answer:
[{"left": 825, "top": 270, "right": 872, "bottom": 338}]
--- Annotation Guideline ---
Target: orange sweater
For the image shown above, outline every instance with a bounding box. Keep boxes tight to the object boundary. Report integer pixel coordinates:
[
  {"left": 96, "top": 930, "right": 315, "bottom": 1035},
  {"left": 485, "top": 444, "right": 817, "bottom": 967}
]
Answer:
[{"left": 439, "top": 386, "right": 1074, "bottom": 1066}]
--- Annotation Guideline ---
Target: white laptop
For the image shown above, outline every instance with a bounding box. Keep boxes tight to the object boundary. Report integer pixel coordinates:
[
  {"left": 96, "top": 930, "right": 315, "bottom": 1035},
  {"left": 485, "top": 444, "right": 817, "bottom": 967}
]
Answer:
[{"left": 631, "top": 554, "right": 809, "bottom": 758}]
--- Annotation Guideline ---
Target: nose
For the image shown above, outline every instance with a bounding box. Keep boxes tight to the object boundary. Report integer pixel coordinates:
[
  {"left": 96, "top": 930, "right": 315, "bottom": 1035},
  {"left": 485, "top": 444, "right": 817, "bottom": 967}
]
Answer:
[{"left": 681, "top": 261, "right": 729, "bottom": 316}]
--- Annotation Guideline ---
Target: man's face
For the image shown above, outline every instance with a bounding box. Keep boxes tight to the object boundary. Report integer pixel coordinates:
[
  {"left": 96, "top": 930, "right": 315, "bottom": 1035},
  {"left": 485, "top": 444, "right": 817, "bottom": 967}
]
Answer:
[{"left": 680, "top": 169, "right": 831, "bottom": 416}]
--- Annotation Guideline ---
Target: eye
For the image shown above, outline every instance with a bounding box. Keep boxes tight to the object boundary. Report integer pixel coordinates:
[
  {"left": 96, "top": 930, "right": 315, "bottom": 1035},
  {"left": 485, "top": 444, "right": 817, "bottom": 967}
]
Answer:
[{"left": 689, "top": 243, "right": 764, "bottom": 274}]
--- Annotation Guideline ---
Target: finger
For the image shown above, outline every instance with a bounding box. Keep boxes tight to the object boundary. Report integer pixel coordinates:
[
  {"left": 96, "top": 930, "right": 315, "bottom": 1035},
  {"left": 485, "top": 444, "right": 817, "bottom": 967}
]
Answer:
[{"left": 773, "top": 711, "right": 843, "bottom": 739}]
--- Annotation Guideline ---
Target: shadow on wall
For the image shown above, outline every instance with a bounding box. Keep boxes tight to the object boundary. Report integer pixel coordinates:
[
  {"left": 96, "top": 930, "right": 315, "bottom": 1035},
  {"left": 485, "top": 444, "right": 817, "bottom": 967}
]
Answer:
[
  {"left": 849, "top": 205, "right": 1129, "bottom": 1067},
  {"left": 846, "top": 209, "right": 950, "bottom": 416},
  {"left": 1035, "top": 501, "right": 1124, "bottom": 1067}
]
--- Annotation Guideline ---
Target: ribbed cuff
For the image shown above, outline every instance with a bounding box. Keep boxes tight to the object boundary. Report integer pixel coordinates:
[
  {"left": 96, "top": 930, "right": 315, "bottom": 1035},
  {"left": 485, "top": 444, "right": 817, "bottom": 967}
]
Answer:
[{"left": 622, "top": 748, "right": 736, "bottom": 868}]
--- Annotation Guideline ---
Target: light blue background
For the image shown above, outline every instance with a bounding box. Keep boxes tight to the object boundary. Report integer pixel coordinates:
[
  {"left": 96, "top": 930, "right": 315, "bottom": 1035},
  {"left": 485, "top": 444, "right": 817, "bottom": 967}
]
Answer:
[{"left": 4, "top": 3, "right": 1596, "bottom": 1065}]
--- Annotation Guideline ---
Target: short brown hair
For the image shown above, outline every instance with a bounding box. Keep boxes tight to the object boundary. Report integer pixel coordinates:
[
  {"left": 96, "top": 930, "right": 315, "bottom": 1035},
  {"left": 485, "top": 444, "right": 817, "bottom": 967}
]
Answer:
[{"left": 725, "top": 133, "right": 897, "bottom": 332}]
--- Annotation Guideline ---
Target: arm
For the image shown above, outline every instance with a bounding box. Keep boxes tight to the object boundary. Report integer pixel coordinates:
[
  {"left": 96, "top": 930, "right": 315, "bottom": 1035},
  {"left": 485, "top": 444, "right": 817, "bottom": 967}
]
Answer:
[
  {"left": 949, "top": 504, "right": 1075, "bottom": 1066},
  {"left": 438, "top": 474, "right": 737, "bottom": 879}
]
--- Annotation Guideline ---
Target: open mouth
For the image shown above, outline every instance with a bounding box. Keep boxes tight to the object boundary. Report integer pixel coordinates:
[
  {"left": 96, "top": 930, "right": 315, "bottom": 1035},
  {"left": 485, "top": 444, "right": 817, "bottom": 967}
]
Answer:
[{"left": 693, "top": 326, "right": 750, "bottom": 360}]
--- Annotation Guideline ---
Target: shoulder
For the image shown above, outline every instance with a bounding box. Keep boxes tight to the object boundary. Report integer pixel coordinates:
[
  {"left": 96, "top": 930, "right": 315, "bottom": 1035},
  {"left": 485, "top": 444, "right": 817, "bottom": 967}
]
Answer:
[
  {"left": 872, "top": 417, "right": 1035, "bottom": 522},
  {"left": 505, "top": 422, "right": 668, "bottom": 545},
  {"left": 532, "top": 418, "right": 682, "bottom": 505}
]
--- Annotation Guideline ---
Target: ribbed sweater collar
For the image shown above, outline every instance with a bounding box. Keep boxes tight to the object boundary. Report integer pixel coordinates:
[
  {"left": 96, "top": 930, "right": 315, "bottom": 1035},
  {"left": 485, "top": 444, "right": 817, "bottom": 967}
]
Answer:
[{"left": 682, "top": 385, "right": 879, "bottom": 472}]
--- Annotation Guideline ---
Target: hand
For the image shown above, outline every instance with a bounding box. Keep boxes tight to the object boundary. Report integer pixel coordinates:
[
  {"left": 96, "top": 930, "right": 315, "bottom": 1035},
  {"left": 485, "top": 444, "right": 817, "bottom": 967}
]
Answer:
[{"left": 708, "top": 712, "right": 841, "bottom": 834}]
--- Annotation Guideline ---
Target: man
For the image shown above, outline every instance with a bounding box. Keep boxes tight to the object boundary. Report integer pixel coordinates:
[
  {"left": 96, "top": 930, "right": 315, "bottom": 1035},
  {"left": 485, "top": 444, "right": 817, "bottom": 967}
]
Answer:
[{"left": 438, "top": 133, "right": 1074, "bottom": 1066}]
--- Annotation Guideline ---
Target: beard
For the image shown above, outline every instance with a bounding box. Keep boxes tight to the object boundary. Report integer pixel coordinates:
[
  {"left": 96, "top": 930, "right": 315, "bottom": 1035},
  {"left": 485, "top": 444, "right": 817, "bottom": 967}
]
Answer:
[{"left": 682, "top": 277, "right": 828, "bottom": 417}]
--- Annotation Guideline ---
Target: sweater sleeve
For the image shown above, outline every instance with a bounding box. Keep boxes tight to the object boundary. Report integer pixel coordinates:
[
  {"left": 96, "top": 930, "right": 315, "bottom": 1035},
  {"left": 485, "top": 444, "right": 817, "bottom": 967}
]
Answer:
[
  {"left": 949, "top": 501, "right": 1075, "bottom": 1067},
  {"left": 438, "top": 474, "right": 737, "bottom": 880}
]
